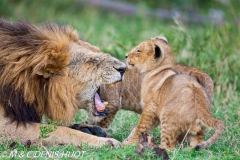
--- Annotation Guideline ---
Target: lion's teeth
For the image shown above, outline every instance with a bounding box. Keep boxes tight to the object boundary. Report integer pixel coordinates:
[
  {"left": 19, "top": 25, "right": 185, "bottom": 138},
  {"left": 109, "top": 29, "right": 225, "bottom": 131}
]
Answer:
[
  {"left": 103, "top": 101, "right": 108, "bottom": 106},
  {"left": 109, "top": 84, "right": 115, "bottom": 88}
]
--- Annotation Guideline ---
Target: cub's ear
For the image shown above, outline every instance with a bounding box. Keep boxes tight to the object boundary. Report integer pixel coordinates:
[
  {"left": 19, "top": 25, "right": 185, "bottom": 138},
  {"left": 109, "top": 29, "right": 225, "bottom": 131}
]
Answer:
[
  {"left": 154, "top": 44, "right": 161, "bottom": 58},
  {"left": 155, "top": 36, "right": 168, "bottom": 44}
]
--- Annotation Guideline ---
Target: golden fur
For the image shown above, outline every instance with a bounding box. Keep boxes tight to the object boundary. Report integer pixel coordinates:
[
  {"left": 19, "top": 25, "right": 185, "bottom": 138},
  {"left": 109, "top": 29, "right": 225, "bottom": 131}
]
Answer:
[
  {"left": 122, "top": 36, "right": 223, "bottom": 150},
  {"left": 96, "top": 38, "right": 213, "bottom": 129},
  {"left": 0, "top": 19, "right": 126, "bottom": 147},
  {"left": 97, "top": 63, "right": 214, "bottom": 129}
]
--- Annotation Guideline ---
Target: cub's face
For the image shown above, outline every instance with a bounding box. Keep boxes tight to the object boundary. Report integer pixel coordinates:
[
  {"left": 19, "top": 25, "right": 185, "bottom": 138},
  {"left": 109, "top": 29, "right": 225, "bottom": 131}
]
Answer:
[
  {"left": 126, "top": 40, "right": 154, "bottom": 70},
  {"left": 126, "top": 36, "right": 174, "bottom": 72}
]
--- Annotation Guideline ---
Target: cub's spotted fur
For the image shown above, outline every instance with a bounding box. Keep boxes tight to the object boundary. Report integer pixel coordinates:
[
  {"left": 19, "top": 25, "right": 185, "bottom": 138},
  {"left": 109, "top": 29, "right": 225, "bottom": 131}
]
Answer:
[{"left": 123, "top": 36, "right": 223, "bottom": 150}]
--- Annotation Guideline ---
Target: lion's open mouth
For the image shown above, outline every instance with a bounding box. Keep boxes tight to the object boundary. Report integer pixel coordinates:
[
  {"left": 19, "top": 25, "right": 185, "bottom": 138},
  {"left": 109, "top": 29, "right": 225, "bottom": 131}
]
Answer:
[{"left": 93, "top": 89, "right": 108, "bottom": 116}]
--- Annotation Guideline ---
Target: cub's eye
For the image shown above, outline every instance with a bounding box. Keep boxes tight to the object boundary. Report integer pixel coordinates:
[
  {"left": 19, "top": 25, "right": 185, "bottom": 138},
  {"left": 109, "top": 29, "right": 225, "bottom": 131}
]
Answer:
[{"left": 136, "top": 49, "right": 141, "bottom": 53}]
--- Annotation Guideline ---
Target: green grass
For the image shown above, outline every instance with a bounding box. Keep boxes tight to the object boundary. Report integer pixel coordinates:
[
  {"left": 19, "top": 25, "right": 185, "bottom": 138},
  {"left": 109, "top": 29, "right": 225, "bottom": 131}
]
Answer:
[{"left": 0, "top": 0, "right": 239, "bottom": 159}]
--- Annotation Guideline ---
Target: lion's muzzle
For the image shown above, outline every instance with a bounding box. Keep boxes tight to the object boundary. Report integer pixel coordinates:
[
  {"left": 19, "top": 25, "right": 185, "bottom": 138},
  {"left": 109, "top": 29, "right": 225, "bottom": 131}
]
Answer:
[{"left": 114, "top": 66, "right": 126, "bottom": 77}]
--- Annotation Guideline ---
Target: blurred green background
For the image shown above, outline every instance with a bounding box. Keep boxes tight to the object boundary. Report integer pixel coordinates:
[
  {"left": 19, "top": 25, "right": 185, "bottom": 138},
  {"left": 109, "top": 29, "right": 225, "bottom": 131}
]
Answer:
[
  {"left": 1, "top": 0, "right": 239, "bottom": 88},
  {"left": 0, "top": 0, "right": 239, "bottom": 159}
]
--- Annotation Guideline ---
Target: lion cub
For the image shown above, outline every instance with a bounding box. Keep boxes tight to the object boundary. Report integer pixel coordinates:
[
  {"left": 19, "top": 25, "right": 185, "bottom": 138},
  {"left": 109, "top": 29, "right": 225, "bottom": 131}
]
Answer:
[{"left": 124, "top": 36, "right": 224, "bottom": 150}]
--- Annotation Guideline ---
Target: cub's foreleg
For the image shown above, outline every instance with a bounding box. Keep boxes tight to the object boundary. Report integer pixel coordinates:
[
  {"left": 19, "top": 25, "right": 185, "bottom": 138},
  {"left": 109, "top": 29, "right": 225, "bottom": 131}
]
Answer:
[{"left": 123, "top": 103, "right": 159, "bottom": 145}]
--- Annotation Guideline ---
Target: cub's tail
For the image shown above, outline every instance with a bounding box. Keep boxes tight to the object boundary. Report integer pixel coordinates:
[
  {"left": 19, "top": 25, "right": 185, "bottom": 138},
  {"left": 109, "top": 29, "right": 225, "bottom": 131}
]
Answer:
[{"left": 193, "top": 84, "right": 224, "bottom": 150}]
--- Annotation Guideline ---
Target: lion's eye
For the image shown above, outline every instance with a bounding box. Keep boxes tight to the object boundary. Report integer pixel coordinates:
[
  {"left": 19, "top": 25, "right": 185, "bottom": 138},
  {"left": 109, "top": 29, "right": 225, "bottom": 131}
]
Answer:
[
  {"left": 136, "top": 49, "right": 141, "bottom": 53},
  {"left": 93, "top": 58, "right": 100, "bottom": 63}
]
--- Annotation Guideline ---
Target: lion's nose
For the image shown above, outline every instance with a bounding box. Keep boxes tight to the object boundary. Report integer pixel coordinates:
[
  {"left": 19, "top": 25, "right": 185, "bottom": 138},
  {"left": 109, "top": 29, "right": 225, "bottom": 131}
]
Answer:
[
  {"left": 114, "top": 67, "right": 126, "bottom": 76},
  {"left": 125, "top": 55, "right": 128, "bottom": 58}
]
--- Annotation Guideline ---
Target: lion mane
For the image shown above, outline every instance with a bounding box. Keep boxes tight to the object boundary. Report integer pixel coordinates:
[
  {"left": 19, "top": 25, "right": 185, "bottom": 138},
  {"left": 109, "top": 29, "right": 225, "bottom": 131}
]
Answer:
[
  {"left": 0, "top": 19, "right": 79, "bottom": 124},
  {"left": 0, "top": 19, "right": 125, "bottom": 147}
]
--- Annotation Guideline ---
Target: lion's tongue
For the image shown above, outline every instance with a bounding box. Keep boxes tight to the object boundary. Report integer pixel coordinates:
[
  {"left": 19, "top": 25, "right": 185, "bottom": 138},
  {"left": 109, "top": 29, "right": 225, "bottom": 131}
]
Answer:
[{"left": 95, "top": 93, "right": 105, "bottom": 112}]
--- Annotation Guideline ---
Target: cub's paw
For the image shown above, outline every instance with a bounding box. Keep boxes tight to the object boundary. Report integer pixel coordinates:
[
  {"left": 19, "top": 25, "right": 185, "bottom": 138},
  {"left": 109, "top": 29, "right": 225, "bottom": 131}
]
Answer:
[{"left": 70, "top": 124, "right": 107, "bottom": 137}]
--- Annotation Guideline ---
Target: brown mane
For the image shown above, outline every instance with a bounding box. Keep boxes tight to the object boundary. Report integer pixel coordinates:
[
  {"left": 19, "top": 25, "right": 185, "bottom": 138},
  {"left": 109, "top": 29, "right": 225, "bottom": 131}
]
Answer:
[{"left": 0, "top": 19, "right": 79, "bottom": 125}]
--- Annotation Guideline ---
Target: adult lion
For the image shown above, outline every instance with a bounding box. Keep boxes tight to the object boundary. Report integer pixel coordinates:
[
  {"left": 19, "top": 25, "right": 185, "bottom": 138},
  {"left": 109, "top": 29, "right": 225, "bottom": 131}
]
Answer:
[{"left": 0, "top": 19, "right": 126, "bottom": 147}]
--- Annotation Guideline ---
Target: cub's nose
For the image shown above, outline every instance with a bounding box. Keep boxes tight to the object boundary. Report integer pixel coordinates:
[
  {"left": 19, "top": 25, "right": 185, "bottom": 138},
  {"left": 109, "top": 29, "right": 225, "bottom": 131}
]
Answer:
[{"left": 114, "top": 67, "right": 126, "bottom": 76}]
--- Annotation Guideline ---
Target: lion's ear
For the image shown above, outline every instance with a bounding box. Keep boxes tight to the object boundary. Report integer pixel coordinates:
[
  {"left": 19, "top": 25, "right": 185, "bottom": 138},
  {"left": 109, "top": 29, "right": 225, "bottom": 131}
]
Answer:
[{"left": 34, "top": 47, "right": 69, "bottom": 78}]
